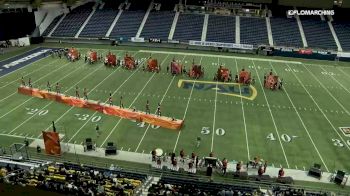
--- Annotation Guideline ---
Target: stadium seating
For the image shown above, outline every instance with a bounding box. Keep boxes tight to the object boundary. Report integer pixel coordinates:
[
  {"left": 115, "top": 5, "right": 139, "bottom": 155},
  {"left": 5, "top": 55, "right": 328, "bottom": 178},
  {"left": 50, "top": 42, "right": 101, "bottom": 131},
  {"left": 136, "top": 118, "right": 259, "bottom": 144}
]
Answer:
[
  {"left": 140, "top": 11, "right": 175, "bottom": 40},
  {"left": 301, "top": 18, "right": 337, "bottom": 50},
  {"left": 2, "top": 163, "right": 146, "bottom": 196},
  {"left": 240, "top": 17, "right": 269, "bottom": 46},
  {"left": 206, "top": 14, "right": 236, "bottom": 43},
  {"left": 51, "top": 3, "right": 94, "bottom": 37},
  {"left": 79, "top": 8, "right": 118, "bottom": 38},
  {"left": 128, "top": 0, "right": 152, "bottom": 11},
  {"left": 270, "top": 17, "right": 303, "bottom": 47},
  {"left": 42, "top": 15, "right": 63, "bottom": 36},
  {"left": 109, "top": 11, "right": 146, "bottom": 40},
  {"left": 332, "top": 21, "right": 350, "bottom": 51},
  {"left": 173, "top": 13, "right": 204, "bottom": 42},
  {"left": 148, "top": 176, "right": 257, "bottom": 195}
]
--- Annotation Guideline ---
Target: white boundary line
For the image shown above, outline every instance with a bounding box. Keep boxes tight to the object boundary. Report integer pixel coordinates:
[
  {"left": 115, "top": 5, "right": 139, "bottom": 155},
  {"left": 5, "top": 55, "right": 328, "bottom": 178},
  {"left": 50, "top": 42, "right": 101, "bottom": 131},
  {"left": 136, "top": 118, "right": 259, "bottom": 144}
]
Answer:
[
  {"left": 252, "top": 60, "right": 290, "bottom": 168},
  {"left": 8, "top": 51, "right": 107, "bottom": 135},
  {"left": 210, "top": 58, "right": 219, "bottom": 152},
  {"left": 135, "top": 55, "right": 185, "bottom": 152},
  {"left": 67, "top": 52, "right": 144, "bottom": 142},
  {"left": 0, "top": 60, "right": 73, "bottom": 104},
  {"left": 234, "top": 58, "right": 250, "bottom": 160},
  {"left": 0, "top": 58, "right": 60, "bottom": 89},
  {"left": 285, "top": 63, "right": 350, "bottom": 151},
  {"left": 173, "top": 56, "right": 203, "bottom": 153},
  {"left": 302, "top": 64, "right": 350, "bottom": 116},
  {"left": 269, "top": 61, "right": 329, "bottom": 172},
  {"left": 37, "top": 50, "right": 123, "bottom": 137},
  {"left": 99, "top": 55, "right": 168, "bottom": 147}
]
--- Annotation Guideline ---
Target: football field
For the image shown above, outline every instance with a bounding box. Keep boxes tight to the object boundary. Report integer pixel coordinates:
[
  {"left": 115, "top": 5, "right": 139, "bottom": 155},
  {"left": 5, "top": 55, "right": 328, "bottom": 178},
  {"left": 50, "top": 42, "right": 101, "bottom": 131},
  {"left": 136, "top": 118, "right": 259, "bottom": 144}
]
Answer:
[{"left": 1, "top": 46, "right": 350, "bottom": 173}]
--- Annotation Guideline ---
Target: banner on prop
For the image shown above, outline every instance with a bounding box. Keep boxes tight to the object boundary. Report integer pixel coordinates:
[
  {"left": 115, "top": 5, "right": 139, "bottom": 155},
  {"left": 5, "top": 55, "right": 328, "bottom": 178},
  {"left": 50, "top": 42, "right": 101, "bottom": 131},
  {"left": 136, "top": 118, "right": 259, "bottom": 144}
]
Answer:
[
  {"left": 189, "top": 40, "right": 254, "bottom": 50},
  {"left": 42, "top": 131, "right": 61, "bottom": 155},
  {"left": 149, "top": 38, "right": 162, "bottom": 43}
]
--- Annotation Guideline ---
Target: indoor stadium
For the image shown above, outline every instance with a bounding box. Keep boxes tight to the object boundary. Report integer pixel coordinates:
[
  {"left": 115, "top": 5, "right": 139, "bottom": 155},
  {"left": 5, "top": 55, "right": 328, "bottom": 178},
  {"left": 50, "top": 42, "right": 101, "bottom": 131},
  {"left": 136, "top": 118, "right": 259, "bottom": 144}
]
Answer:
[{"left": 0, "top": 0, "right": 350, "bottom": 195}]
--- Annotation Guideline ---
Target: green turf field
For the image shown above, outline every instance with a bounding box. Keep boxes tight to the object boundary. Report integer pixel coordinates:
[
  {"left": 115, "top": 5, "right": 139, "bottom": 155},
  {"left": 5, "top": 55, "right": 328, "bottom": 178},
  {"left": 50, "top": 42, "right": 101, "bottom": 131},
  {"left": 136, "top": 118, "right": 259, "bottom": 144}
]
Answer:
[{"left": 1, "top": 45, "right": 350, "bottom": 174}]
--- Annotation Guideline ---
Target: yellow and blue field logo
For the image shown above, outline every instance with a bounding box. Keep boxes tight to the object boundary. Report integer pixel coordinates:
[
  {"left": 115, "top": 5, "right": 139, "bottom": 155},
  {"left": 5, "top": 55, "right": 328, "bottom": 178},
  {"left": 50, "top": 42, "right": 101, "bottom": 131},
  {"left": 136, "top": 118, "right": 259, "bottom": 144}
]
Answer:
[{"left": 177, "top": 79, "right": 257, "bottom": 101}]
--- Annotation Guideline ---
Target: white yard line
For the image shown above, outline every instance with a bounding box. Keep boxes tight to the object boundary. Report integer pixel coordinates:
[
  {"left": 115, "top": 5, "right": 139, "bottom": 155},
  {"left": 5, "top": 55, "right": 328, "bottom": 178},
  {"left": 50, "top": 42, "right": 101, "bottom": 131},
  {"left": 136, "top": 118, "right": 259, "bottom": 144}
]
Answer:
[
  {"left": 211, "top": 58, "right": 219, "bottom": 152},
  {"left": 270, "top": 62, "right": 329, "bottom": 172},
  {"left": 302, "top": 64, "right": 350, "bottom": 116},
  {"left": 67, "top": 53, "right": 146, "bottom": 143},
  {"left": 0, "top": 59, "right": 60, "bottom": 89},
  {"left": 0, "top": 133, "right": 37, "bottom": 140},
  {"left": 135, "top": 55, "right": 185, "bottom": 152},
  {"left": 317, "top": 65, "right": 350, "bottom": 99},
  {"left": 173, "top": 57, "right": 203, "bottom": 153},
  {"left": 8, "top": 56, "right": 106, "bottom": 135},
  {"left": 234, "top": 58, "right": 250, "bottom": 160},
  {"left": 336, "top": 66, "right": 350, "bottom": 80},
  {"left": 285, "top": 63, "right": 350, "bottom": 151},
  {"left": 0, "top": 60, "right": 73, "bottom": 103},
  {"left": 99, "top": 56, "right": 164, "bottom": 148},
  {"left": 252, "top": 60, "right": 290, "bottom": 168}
]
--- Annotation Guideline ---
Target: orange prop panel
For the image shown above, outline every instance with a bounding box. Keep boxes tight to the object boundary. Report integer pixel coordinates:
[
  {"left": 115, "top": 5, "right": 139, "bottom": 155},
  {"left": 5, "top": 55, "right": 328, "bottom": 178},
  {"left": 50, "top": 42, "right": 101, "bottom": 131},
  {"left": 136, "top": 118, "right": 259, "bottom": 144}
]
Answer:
[
  {"left": 18, "top": 87, "right": 183, "bottom": 130},
  {"left": 42, "top": 131, "right": 61, "bottom": 155}
]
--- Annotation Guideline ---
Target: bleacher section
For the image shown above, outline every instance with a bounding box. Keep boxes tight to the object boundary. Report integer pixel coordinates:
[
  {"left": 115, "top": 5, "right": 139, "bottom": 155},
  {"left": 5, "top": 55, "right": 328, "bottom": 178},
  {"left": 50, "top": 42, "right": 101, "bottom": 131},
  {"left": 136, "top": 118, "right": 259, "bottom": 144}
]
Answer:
[
  {"left": 173, "top": 13, "right": 204, "bottom": 42},
  {"left": 140, "top": 11, "right": 175, "bottom": 40},
  {"left": 301, "top": 19, "right": 337, "bottom": 50},
  {"left": 206, "top": 15, "right": 235, "bottom": 43},
  {"left": 52, "top": 3, "right": 94, "bottom": 37},
  {"left": 240, "top": 17, "right": 269, "bottom": 46},
  {"left": 270, "top": 17, "right": 303, "bottom": 47},
  {"left": 154, "top": 0, "right": 177, "bottom": 10},
  {"left": 148, "top": 176, "right": 257, "bottom": 195},
  {"left": 79, "top": 9, "right": 118, "bottom": 38},
  {"left": 109, "top": 11, "right": 145, "bottom": 40},
  {"left": 333, "top": 21, "right": 350, "bottom": 51},
  {"left": 42, "top": 15, "right": 63, "bottom": 36}
]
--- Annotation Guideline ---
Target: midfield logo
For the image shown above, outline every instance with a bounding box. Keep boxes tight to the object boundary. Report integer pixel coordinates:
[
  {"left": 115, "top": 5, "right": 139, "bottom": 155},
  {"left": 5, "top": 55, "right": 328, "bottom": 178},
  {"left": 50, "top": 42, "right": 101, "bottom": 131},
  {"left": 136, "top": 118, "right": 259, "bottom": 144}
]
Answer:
[{"left": 177, "top": 79, "right": 257, "bottom": 101}]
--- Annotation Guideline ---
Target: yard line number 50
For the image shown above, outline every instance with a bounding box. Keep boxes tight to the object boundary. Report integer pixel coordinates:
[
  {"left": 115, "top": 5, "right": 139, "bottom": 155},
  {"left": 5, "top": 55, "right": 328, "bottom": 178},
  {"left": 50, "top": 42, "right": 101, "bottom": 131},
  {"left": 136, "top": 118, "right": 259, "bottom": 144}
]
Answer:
[{"left": 201, "top": 127, "right": 226, "bottom": 136}]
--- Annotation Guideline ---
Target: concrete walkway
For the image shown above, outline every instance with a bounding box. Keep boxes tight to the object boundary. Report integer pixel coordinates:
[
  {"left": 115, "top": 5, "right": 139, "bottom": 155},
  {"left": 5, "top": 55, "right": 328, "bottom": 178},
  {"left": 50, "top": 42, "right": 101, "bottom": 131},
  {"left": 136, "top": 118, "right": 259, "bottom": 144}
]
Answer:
[{"left": 29, "top": 139, "right": 349, "bottom": 187}]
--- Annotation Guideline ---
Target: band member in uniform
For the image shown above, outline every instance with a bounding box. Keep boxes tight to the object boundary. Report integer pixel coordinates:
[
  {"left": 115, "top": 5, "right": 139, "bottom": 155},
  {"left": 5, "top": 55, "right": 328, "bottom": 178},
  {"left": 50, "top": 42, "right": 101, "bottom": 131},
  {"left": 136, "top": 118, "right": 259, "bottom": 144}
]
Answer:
[
  {"left": 83, "top": 88, "right": 88, "bottom": 100},
  {"left": 120, "top": 96, "right": 124, "bottom": 108},
  {"left": 47, "top": 81, "right": 51, "bottom": 92},
  {"left": 75, "top": 86, "right": 80, "bottom": 98},
  {"left": 279, "top": 78, "right": 283, "bottom": 90},
  {"left": 108, "top": 93, "right": 113, "bottom": 106},
  {"left": 183, "top": 65, "right": 186, "bottom": 74},
  {"left": 251, "top": 78, "right": 255, "bottom": 85},
  {"left": 55, "top": 82, "right": 60, "bottom": 94},
  {"left": 145, "top": 100, "right": 150, "bottom": 114},
  {"left": 235, "top": 74, "right": 239, "bottom": 83},
  {"left": 166, "top": 65, "right": 169, "bottom": 73},
  {"left": 156, "top": 103, "right": 161, "bottom": 116},
  {"left": 28, "top": 78, "right": 32, "bottom": 88},
  {"left": 196, "top": 136, "right": 201, "bottom": 147},
  {"left": 21, "top": 76, "right": 25, "bottom": 86}
]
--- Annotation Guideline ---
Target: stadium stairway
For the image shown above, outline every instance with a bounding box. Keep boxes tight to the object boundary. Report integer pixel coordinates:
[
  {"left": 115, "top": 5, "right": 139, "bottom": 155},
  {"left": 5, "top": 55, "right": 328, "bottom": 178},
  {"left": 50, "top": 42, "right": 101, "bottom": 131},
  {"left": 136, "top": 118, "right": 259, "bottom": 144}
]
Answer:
[
  {"left": 333, "top": 21, "right": 350, "bottom": 51},
  {"left": 168, "top": 11, "right": 179, "bottom": 40},
  {"left": 201, "top": 14, "right": 209, "bottom": 41},
  {"left": 240, "top": 16, "right": 269, "bottom": 46},
  {"left": 74, "top": 3, "right": 98, "bottom": 38},
  {"left": 270, "top": 17, "right": 303, "bottom": 48},
  {"left": 295, "top": 14, "right": 308, "bottom": 47},
  {"left": 136, "top": 2, "right": 154, "bottom": 38},
  {"left": 109, "top": 10, "right": 146, "bottom": 40},
  {"left": 327, "top": 20, "right": 343, "bottom": 51},
  {"left": 47, "top": 14, "right": 66, "bottom": 37},
  {"left": 105, "top": 9, "right": 123, "bottom": 38},
  {"left": 266, "top": 17, "right": 273, "bottom": 46},
  {"left": 236, "top": 16, "right": 240, "bottom": 44}
]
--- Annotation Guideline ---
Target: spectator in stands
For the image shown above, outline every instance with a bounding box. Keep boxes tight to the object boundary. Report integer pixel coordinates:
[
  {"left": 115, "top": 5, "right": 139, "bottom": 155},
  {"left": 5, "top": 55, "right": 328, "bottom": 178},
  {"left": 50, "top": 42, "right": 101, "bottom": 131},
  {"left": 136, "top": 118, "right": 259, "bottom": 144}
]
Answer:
[{"left": 278, "top": 167, "right": 285, "bottom": 178}]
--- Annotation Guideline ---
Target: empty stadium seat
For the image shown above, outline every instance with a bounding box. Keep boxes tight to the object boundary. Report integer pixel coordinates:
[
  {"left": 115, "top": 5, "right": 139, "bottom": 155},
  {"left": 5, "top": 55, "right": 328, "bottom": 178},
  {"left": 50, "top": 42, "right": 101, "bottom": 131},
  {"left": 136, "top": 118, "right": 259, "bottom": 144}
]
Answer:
[
  {"left": 333, "top": 21, "right": 350, "bottom": 51},
  {"left": 301, "top": 18, "right": 337, "bottom": 50},
  {"left": 173, "top": 13, "right": 204, "bottom": 42},
  {"left": 109, "top": 11, "right": 145, "bottom": 40},
  {"left": 79, "top": 8, "right": 118, "bottom": 38},
  {"left": 42, "top": 15, "right": 63, "bottom": 36},
  {"left": 270, "top": 17, "right": 303, "bottom": 47},
  {"left": 140, "top": 11, "right": 175, "bottom": 40},
  {"left": 240, "top": 17, "right": 269, "bottom": 46},
  {"left": 206, "top": 14, "right": 235, "bottom": 43},
  {"left": 51, "top": 3, "right": 95, "bottom": 37}
]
